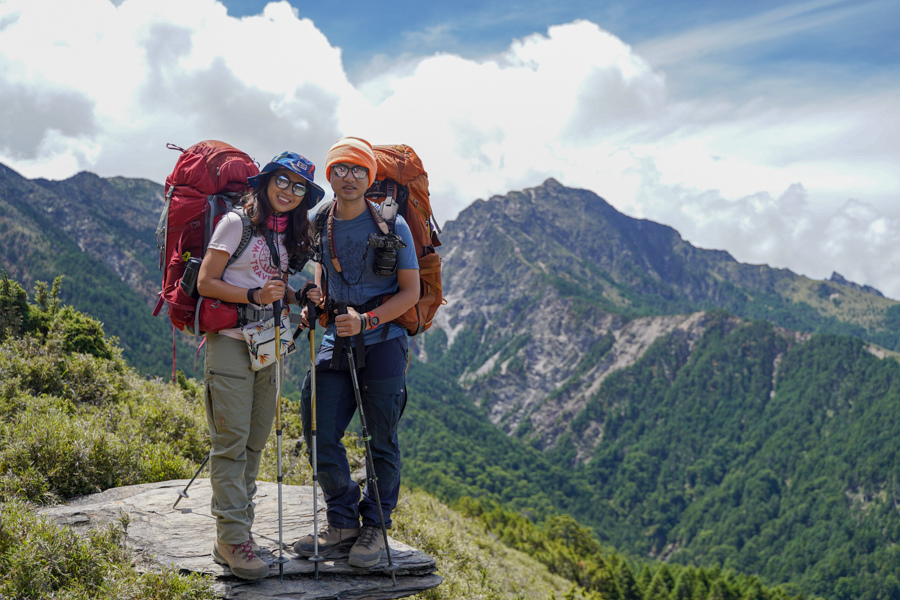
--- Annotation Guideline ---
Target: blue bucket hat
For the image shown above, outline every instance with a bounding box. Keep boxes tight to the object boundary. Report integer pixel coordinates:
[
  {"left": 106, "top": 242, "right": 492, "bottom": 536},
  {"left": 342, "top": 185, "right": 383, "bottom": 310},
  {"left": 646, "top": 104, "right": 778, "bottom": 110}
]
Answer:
[{"left": 247, "top": 151, "right": 325, "bottom": 210}]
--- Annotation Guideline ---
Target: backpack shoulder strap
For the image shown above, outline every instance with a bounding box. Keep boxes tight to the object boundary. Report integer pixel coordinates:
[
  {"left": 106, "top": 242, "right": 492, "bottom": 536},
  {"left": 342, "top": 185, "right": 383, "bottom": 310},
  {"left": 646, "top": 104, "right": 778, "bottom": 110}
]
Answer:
[
  {"left": 364, "top": 199, "right": 391, "bottom": 235},
  {"left": 314, "top": 200, "right": 333, "bottom": 240},
  {"left": 226, "top": 211, "right": 253, "bottom": 267}
]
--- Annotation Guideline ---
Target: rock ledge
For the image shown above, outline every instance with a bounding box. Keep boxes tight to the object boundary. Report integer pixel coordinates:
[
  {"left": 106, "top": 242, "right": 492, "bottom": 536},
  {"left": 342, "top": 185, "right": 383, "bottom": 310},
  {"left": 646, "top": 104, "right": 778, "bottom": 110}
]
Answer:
[{"left": 41, "top": 479, "right": 442, "bottom": 600}]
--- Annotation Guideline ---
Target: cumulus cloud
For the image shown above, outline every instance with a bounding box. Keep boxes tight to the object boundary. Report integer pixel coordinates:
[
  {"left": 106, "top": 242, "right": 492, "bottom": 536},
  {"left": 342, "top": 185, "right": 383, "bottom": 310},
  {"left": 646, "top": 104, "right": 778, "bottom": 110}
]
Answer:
[
  {"left": 0, "top": 0, "right": 350, "bottom": 181},
  {"left": 637, "top": 176, "right": 900, "bottom": 297},
  {"left": 1, "top": 0, "right": 898, "bottom": 297}
]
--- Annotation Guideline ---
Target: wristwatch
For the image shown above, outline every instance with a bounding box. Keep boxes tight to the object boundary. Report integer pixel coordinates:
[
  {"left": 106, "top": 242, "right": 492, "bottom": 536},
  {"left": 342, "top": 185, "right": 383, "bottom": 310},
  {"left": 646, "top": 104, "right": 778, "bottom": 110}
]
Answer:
[{"left": 366, "top": 311, "right": 380, "bottom": 330}]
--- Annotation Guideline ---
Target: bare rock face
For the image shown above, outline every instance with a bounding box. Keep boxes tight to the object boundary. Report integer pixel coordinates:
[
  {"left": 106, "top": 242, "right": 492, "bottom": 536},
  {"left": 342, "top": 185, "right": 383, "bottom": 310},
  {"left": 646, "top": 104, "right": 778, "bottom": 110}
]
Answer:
[{"left": 41, "top": 479, "right": 442, "bottom": 600}]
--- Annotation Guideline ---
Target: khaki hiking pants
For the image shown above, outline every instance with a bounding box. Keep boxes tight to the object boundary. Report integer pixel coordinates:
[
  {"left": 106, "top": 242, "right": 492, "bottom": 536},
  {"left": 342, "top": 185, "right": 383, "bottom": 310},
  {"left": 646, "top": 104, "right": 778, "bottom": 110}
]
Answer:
[{"left": 203, "top": 332, "right": 278, "bottom": 545}]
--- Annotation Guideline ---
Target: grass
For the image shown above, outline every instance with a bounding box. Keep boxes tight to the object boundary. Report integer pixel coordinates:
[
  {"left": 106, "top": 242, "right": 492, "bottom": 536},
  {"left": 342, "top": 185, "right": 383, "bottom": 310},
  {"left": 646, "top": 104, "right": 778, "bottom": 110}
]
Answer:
[{"left": 391, "top": 488, "right": 589, "bottom": 600}]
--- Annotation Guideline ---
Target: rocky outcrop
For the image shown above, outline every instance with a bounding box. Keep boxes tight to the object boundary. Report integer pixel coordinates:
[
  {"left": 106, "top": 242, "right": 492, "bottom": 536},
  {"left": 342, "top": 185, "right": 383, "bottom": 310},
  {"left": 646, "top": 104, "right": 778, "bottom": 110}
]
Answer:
[{"left": 41, "top": 479, "right": 441, "bottom": 600}]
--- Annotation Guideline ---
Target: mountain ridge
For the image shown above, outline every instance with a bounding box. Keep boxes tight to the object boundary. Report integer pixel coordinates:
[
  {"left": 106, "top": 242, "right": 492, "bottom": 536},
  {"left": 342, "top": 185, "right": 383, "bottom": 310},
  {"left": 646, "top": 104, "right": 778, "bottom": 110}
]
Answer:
[{"left": 431, "top": 177, "right": 898, "bottom": 453}]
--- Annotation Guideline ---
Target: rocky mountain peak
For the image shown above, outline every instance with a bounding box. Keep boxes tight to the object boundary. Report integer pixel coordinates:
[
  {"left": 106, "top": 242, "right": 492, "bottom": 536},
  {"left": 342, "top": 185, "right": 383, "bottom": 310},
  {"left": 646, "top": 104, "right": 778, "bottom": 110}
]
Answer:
[{"left": 430, "top": 179, "right": 899, "bottom": 456}]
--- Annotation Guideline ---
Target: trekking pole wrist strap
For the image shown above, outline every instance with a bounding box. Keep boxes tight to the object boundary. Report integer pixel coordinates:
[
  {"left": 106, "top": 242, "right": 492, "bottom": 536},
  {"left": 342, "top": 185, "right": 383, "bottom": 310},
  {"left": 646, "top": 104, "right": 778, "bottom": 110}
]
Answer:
[{"left": 247, "top": 287, "right": 261, "bottom": 304}]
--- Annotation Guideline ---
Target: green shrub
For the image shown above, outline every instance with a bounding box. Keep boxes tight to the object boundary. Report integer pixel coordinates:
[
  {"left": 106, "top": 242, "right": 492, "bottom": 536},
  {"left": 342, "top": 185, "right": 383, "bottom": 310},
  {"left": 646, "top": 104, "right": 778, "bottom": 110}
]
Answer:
[
  {"left": 0, "top": 401, "right": 193, "bottom": 503},
  {"left": 0, "top": 500, "right": 216, "bottom": 599}
]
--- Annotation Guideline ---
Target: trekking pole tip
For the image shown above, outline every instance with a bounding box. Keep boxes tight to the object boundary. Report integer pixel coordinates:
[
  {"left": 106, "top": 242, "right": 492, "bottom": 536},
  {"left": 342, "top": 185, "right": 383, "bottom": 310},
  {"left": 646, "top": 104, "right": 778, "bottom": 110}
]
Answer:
[{"left": 172, "top": 489, "right": 189, "bottom": 509}]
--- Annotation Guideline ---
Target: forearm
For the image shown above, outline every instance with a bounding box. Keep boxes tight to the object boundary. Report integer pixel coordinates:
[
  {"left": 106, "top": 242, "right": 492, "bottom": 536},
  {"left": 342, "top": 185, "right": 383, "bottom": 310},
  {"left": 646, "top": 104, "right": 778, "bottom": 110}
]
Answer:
[
  {"left": 370, "top": 285, "right": 418, "bottom": 323},
  {"left": 197, "top": 278, "right": 263, "bottom": 305}
]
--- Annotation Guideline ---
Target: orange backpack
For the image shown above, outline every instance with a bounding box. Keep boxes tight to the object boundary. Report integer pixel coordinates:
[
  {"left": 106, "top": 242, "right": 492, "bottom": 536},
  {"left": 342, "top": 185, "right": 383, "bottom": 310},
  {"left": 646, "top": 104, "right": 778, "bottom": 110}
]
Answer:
[
  {"left": 367, "top": 144, "right": 443, "bottom": 335},
  {"left": 315, "top": 144, "right": 444, "bottom": 335}
]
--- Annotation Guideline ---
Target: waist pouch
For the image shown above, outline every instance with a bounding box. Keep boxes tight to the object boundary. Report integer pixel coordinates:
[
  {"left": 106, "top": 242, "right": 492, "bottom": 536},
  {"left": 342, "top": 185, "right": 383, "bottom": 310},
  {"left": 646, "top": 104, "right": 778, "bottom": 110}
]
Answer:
[{"left": 241, "top": 307, "right": 296, "bottom": 371}]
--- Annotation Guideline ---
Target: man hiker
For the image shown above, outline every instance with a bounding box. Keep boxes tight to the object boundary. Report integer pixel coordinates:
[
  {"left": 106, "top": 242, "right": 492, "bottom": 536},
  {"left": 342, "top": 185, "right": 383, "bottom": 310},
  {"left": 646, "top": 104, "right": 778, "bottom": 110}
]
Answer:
[{"left": 294, "top": 137, "right": 419, "bottom": 568}]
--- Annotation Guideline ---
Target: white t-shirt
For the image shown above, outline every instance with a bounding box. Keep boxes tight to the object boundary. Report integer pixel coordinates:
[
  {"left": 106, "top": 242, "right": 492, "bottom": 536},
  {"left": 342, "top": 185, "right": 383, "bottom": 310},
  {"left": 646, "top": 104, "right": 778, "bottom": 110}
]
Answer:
[{"left": 207, "top": 209, "right": 288, "bottom": 338}]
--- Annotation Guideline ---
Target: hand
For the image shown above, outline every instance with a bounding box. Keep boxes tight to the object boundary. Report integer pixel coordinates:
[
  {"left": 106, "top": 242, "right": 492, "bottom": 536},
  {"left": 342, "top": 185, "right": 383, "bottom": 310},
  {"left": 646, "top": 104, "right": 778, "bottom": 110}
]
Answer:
[
  {"left": 306, "top": 284, "right": 323, "bottom": 307},
  {"left": 334, "top": 306, "right": 363, "bottom": 337},
  {"left": 258, "top": 276, "right": 287, "bottom": 305},
  {"left": 300, "top": 305, "right": 311, "bottom": 329}
]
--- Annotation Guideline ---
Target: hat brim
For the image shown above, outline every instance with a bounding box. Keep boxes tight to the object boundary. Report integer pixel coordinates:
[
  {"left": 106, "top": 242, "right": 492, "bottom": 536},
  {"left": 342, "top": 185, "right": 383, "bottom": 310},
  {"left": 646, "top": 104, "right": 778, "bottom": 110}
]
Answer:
[{"left": 303, "top": 183, "right": 326, "bottom": 211}]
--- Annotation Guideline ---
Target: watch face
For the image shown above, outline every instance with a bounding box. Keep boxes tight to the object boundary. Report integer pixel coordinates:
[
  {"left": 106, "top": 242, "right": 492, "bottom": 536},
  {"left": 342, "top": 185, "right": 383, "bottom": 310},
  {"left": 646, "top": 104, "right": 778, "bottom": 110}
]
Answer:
[{"left": 370, "top": 315, "right": 380, "bottom": 327}]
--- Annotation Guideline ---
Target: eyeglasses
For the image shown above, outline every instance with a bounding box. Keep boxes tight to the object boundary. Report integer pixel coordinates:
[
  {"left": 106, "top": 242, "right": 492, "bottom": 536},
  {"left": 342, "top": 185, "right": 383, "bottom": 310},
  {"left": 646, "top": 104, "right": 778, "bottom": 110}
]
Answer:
[
  {"left": 274, "top": 174, "right": 307, "bottom": 197},
  {"left": 332, "top": 164, "right": 369, "bottom": 179}
]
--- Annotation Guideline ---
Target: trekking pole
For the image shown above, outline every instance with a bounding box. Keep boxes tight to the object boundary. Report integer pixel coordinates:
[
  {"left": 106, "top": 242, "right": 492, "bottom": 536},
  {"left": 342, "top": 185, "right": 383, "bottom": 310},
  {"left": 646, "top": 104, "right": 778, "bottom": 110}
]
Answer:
[
  {"left": 172, "top": 452, "right": 210, "bottom": 509},
  {"left": 338, "top": 304, "right": 398, "bottom": 585},
  {"left": 273, "top": 285, "right": 289, "bottom": 582},
  {"left": 305, "top": 290, "right": 324, "bottom": 579}
]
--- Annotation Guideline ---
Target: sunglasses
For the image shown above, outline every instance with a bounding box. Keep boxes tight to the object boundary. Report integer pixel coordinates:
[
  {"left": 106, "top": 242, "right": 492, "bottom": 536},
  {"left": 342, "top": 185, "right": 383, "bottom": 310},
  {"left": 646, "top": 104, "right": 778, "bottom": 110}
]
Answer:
[
  {"left": 332, "top": 164, "right": 369, "bottom": 179},
  {"left": 274, "top": 174, "right": 307, "bottom": 197}
]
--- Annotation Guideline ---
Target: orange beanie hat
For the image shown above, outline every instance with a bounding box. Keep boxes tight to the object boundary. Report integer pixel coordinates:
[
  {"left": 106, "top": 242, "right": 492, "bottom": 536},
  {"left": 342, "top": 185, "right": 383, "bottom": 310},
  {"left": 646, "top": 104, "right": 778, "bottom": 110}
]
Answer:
[{"left": 325, "top": 137, "right": 378, "bottom": 188}]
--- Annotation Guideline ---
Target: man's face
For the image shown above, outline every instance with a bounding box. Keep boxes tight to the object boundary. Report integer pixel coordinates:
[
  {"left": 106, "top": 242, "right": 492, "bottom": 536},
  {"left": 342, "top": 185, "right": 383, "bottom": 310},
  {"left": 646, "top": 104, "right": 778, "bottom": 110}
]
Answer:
[{"left": 329, "top": 162, "right": 369, "bottom": 203}]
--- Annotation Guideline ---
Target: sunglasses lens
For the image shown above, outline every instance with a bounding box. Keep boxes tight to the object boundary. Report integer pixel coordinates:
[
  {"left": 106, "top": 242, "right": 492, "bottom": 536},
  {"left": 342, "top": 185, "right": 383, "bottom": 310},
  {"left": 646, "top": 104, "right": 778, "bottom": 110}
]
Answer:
[
  {"left": 351, "top": 167, "right": 368, "bottom": 179},
  {"left": 275, "top": 175, "right": 289, "bottom": 189},
  {"left": 292, "top": 183, "right": 307, "bottom": 197}
]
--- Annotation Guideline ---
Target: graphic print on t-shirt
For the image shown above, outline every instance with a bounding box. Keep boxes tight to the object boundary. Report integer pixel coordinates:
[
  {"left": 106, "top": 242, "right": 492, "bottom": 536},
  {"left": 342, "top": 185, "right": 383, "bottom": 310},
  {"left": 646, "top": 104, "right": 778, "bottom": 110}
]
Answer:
[
  {"left": 250, "top": 237, "right": 287, "bottom": 280},
  {"left": 328, "top": 232, "right": 370, "bottom": 307}
]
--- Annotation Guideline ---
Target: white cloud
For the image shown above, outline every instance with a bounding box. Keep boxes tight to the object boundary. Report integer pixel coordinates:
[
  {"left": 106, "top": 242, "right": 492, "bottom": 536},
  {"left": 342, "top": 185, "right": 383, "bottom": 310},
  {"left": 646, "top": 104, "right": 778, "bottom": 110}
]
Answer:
[
  {"left": 0, "top": 0, "right": 351, "bottom": 182},
  {"left": 1, "top": 0, "right": 898, "bottom": 297},
  {"left": 638, "top": 177, "right": 900, "bottom": 298}
]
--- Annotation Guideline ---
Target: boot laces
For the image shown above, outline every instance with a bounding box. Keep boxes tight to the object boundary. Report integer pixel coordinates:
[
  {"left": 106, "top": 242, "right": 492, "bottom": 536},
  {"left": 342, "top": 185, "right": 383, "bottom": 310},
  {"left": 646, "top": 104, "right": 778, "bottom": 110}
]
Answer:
[
  {"left": 318, "top": 523, "right": 335, "bottom": 540},
  {"left": 359, "top": 525, "right": 380, "bottom": 546},
  {"left": 234, "top": 540, "right": 257, "bottom": 561}
]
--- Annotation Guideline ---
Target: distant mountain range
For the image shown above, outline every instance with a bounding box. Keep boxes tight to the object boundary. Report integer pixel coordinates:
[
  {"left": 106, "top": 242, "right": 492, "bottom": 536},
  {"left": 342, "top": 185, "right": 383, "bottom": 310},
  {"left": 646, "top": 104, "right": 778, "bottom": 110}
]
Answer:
[{"left": 2, "top": 165, "right": 898, "bottom": 599}]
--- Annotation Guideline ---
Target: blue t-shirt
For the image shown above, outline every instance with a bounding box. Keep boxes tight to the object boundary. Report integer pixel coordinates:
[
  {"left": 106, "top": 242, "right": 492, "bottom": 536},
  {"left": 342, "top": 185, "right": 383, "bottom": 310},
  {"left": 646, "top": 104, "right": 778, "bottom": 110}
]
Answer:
[{"left": 318, "top": 202, "right": 418, "bottom": 347}]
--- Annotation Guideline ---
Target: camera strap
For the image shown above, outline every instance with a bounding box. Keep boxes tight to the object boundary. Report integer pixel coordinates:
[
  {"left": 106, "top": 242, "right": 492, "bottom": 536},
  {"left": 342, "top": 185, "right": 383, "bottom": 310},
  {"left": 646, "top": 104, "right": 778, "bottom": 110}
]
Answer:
[{"left": 325, "top": 200, "right": 390, "bottom": 275}]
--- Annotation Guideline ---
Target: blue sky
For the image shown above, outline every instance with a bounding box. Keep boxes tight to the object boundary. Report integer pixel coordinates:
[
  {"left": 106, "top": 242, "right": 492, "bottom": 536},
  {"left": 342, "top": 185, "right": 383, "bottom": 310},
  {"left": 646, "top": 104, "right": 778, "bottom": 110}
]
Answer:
[
  {"left": 222, "top": 0, "right": 899, "bottom": 84},
  {"left": 1, "top": 0, "right": 899, "bottom": 296}
]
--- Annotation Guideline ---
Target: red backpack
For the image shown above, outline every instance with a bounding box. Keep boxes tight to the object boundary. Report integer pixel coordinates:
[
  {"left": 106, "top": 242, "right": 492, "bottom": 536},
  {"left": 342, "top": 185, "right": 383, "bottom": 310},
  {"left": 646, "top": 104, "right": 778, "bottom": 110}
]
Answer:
[{"left": 152, "top": 140, "right": 258, "bottom": 335}]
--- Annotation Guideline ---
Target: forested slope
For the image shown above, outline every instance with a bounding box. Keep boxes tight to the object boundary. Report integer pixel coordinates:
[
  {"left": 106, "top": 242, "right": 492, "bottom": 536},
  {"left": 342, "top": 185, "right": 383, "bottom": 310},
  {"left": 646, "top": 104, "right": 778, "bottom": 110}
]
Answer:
[{"left": 402, "top": 312, "right": 900, "bottom": 599}]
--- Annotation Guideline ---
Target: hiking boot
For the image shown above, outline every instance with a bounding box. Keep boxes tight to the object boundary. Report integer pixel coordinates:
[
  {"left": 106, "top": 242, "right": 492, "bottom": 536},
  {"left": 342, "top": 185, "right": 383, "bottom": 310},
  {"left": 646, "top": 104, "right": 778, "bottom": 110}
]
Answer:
[
  {"left": 213, "top": 539, "right": 270, "bottom": 580},
  {"left": 292, "top": 523, "right": 359, "bottom": 558},
  {"left": 348, "top": 525, "right": 385, "bottom": 568}
]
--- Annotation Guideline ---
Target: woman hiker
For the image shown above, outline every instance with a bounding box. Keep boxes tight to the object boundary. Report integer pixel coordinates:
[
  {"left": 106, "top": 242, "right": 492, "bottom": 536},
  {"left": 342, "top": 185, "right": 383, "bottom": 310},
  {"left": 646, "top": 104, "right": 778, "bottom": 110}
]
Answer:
[
  {"left": 196, "top": 151, "right": 324, "bottom": 580},
  {"left": 294, "top": 137, "right": 419, "bottom": 568}
]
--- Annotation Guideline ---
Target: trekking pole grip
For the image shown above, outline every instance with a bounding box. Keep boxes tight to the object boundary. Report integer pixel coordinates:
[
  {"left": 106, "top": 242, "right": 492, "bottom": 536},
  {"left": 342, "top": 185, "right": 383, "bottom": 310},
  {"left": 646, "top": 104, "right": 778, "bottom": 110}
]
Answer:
[{"left": 301, "top": 281, "right": 318, "bottom": 328}]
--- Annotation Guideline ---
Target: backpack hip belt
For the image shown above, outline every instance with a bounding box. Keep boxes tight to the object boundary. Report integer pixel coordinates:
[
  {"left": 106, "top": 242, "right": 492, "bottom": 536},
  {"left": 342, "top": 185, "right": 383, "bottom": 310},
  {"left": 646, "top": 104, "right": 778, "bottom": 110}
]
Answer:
[{"left": 237, "top": 305, "right": 277, "bottom": 327}]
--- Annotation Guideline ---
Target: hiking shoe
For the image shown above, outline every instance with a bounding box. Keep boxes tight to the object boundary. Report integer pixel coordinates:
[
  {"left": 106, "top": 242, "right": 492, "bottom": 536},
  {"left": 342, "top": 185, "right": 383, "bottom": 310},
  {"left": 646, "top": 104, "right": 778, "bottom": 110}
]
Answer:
[
  {"left": 248, "top": 532, "right": 276, "bottom": 565},
  {"left": 213, "top": 539, "right": 270, "bottom": 580},
  {"left": 293, "top": 523, "right": 359, "bottom": 558},
  {"left": 348, "top": 525, "right": 385, "bottom": 568}
]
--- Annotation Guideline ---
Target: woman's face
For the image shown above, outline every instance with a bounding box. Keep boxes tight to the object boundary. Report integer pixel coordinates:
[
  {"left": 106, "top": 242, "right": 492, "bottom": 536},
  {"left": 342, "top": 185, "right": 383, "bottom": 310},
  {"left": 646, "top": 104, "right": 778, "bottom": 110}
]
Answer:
[{"left": 266, "top": 168, "right": 308, "bottom": 214}]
